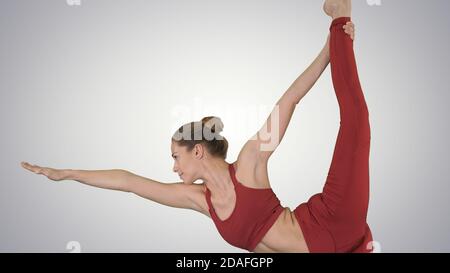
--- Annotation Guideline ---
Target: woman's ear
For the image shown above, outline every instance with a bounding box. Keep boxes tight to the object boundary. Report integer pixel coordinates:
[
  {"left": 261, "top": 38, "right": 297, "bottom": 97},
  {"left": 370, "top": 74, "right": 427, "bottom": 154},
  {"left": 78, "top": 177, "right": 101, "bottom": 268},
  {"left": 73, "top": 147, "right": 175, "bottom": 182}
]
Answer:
[{"left": 193, "top": 143, "right": 204, "bottom": 158}]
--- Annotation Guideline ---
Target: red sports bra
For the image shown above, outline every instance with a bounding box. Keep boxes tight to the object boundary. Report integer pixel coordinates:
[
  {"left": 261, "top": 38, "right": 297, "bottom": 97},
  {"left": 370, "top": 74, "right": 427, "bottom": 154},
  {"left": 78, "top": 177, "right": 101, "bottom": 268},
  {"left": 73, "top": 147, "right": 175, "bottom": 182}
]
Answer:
[{"left": 204, "top": 163, "right": 285, "bottom": 251}]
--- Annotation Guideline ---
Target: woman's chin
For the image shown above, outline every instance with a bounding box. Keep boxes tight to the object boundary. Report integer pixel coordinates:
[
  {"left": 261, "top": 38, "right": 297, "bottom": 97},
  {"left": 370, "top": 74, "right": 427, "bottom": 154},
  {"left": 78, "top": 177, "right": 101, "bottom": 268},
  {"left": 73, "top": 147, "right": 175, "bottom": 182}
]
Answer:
[
  {"left": 181, "top": 176, "right": 189, "bottom": 183},
  {"left": 182, "top": 178, "right": 196, "bottom": 185}
]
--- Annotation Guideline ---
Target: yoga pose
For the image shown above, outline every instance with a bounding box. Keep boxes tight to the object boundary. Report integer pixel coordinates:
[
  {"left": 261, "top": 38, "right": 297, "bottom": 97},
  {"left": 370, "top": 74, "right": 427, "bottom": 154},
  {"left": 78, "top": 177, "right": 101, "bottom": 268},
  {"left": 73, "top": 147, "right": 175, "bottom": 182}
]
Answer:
[{"left": 21, "top": 0, "right": 372, "bottom": 253}]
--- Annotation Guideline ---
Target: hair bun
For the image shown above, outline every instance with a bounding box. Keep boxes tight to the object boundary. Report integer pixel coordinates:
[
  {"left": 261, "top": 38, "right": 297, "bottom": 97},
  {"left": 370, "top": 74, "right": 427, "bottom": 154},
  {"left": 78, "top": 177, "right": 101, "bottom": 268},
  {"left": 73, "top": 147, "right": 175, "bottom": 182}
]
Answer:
[{"left": 201, "top": 116, "right": 224, "bottom": 134}]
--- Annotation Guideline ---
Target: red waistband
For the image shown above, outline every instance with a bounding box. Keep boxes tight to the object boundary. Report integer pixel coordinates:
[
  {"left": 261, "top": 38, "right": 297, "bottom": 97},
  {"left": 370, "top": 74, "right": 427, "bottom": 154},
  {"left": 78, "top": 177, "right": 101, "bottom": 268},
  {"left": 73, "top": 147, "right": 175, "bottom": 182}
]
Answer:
[{"left": 330, "top": 17, "right": 352, "bottom": 29}]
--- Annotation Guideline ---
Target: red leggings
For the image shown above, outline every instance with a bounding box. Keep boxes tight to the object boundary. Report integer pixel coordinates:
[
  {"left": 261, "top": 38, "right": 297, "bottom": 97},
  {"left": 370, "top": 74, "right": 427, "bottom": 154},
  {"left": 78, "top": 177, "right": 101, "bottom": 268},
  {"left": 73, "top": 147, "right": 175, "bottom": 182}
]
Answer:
[{"left": 293, "top": 17, "right": 373, "bottom": 253}]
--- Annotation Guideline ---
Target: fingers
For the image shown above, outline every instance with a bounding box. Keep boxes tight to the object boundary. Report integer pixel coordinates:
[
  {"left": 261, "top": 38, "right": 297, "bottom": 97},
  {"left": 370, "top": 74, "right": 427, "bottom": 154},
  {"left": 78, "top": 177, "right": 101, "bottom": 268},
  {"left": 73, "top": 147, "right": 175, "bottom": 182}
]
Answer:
[
  {"left": 41, "top": 168, "right": 50, "bottom": 176},
  {"left": 21, "top": 161, "right": 61, "bottom": 182},
  {"left": 21, "top": 161, "right": 33, "bottom": 171},
  {"left": 21, "top": 161, "right": 43, "bottom": 174},
  {"left": 343, "top": 23, "right": 354, "bottom": 34},
  {"left": 343, "top": 21, "right": 355, "bottom": 40},
  {"left": 343, "top": 21, "right": 355, "bottom": 30}
]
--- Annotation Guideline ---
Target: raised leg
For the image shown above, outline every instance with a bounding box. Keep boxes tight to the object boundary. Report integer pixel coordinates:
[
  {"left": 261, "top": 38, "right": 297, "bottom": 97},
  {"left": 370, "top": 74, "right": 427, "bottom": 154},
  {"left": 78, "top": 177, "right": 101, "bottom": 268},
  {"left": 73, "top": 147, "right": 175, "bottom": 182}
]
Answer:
[
  {"left": 321, "top": 12, "right": 372, "bottom": 243},
  {"left": 293, "top": 1, "right": 373, "bottom": 253}
]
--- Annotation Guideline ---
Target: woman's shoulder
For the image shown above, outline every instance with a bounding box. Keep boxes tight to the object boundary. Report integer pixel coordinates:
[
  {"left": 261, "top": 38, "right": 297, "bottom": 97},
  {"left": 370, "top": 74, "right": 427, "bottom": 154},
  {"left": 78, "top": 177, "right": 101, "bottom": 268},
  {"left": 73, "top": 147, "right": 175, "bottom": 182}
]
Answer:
[
  {"left": 188, "top": 183, "right": 211, "bottom": 218},
  {"left": 234, "top": 154, "right": 271, "bottom": 189}
]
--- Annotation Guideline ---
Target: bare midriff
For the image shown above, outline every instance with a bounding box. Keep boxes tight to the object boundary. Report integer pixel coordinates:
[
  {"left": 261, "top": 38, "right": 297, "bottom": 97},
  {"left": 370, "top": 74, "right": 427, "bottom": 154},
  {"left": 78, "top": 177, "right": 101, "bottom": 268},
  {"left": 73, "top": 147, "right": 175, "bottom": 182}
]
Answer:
[{"left": 253, "top": 207, "right": 310, "bottom": 253}]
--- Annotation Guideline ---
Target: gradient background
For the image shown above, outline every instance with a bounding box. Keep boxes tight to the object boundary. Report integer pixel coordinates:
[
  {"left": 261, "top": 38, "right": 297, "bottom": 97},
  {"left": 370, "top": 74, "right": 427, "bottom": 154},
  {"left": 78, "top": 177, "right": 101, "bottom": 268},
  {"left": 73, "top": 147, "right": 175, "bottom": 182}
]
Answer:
[{"left": 1, "top": 0, "right": 449, "bottom": 252}]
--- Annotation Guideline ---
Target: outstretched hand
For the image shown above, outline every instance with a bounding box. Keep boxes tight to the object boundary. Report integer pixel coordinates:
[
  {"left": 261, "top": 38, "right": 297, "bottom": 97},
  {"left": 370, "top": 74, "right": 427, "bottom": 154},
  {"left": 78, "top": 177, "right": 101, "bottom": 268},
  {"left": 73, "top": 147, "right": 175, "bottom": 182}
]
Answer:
[
  {"left": 21, "top": 162, "right": 66, "bottom": 181},
  {"left": 343, "top": 21, "right": 355, "bottom": 40}
]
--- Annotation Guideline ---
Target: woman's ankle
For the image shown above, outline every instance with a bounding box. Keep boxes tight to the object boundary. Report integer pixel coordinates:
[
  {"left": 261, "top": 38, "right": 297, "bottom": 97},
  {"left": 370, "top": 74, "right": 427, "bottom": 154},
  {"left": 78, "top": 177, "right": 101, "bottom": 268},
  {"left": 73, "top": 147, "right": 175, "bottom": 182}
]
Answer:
[
  {"left": 331, "top": 10, "right": 351, "bottom": 20},
  {"left": 332, "top": 2, "right": 351, "bottom": 19},
  {"left": 324, "top": 0, "right": 352, "bottom": 20}
]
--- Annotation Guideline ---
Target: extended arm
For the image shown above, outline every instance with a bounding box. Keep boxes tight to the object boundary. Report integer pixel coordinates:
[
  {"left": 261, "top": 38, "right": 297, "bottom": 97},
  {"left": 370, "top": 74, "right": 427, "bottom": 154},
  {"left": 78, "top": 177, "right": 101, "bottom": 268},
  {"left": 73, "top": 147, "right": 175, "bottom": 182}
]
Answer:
[
  {"left": 285, "top": 35, "right": 330, "bottom": 104},
  {"left": 240, "top": 37, "right": 331, "bottom": 161},
  {"left": 19, "top": 161, "right": 204, "bottom": 212},
  {"left": 238, "top": 23, "right": 354, "bottom": 161},
  {"left": 63, "top": 169, "right": 202, "bottom": 210},
  {"left": 285, "top": 21, "right": 354, "bottom": 103},
  {"left": 65, "top": 169, "right": 131, "bottom": 191}
]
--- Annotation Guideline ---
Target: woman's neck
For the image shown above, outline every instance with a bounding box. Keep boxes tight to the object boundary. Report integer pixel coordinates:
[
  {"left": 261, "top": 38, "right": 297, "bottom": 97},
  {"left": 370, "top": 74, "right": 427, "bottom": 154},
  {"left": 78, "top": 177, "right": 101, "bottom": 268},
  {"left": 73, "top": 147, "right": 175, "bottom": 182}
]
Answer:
[{"left": 201, "top": 159, "right": 233, "bottom": 196}]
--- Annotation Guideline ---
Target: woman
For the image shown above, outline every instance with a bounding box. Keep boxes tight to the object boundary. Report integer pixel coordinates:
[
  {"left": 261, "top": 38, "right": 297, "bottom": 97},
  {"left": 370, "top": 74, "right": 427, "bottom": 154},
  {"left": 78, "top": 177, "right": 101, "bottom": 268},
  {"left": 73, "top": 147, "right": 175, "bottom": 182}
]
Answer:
[{"left": 22, "top": 0, "right": 371, "bottom": 253}]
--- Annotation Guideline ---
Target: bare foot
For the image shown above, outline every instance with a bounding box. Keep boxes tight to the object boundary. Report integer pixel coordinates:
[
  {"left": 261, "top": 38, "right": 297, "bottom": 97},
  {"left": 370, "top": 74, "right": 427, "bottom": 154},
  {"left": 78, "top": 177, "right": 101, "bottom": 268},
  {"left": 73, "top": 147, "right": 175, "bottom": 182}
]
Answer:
[{"left": 323, "top": 0, "right": 352, "bottom": 19}]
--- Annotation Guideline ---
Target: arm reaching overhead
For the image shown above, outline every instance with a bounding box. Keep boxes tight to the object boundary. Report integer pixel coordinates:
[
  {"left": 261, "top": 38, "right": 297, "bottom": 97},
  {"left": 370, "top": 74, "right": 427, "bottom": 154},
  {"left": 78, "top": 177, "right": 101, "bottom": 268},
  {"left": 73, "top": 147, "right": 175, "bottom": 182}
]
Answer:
[
  {"left": 238, "top": 37, "right": 331, "bottom": 164},
  {"left": 285, "top": 35, "right": 331, "bottom": 105},
  {"left": 237, "top": 22, "right": 355, "bottom": 162},
  {"left": 284, "top": 21, "right": 354, "bottom": 105}
]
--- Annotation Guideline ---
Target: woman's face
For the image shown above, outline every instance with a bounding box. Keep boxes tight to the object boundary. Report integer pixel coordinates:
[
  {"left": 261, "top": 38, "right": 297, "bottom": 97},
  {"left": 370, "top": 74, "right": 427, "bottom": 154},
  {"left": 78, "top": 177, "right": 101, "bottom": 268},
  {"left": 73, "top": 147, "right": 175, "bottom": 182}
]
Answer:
[{"left": 171, "top": 141, "right": 201, "bottom": 184}]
